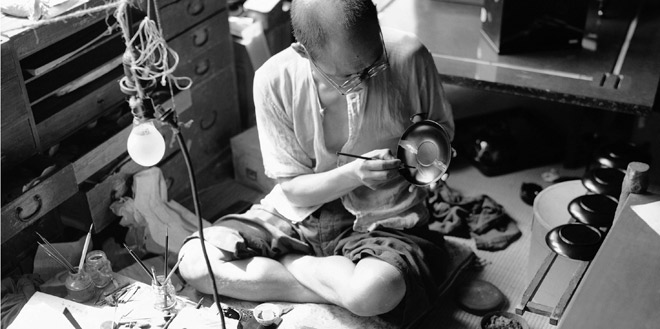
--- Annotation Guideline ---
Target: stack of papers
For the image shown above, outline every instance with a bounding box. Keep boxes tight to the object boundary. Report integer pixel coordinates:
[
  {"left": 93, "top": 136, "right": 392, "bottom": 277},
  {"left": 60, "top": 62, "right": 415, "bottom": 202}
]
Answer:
[{"left": 8, "top": 292, "right": 113, "bottom": 329}]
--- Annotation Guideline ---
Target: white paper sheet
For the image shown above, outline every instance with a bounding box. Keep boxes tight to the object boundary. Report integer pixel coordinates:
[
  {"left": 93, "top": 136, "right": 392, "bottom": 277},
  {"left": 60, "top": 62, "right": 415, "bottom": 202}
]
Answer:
[
  {"left": 167, "top": 306, "right": 240, "bottom": 329},
  {"left": 8, "top": 292, "right": 113, "bottom": 329},
  {"left": 632, "top": 201, "right": 660, "bottom": 237}
]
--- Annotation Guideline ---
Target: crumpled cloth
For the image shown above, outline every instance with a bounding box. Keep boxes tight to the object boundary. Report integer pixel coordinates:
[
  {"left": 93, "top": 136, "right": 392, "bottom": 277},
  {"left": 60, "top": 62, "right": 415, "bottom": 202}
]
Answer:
[
  {"left": 1, "top": 274, "right": 43, "bottom": 329},
  {"left": 427, "top": 184, "right": 521, "bottom": 251},
  {"left": 110, "top": 167, "right": 211, "bottom": 254}
]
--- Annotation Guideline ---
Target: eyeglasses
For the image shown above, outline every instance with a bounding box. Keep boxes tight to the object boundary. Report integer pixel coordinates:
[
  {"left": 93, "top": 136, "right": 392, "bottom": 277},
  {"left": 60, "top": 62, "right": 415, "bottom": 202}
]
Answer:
[{"left": 308, "top": 31, "right": 389, "bottom": 95}]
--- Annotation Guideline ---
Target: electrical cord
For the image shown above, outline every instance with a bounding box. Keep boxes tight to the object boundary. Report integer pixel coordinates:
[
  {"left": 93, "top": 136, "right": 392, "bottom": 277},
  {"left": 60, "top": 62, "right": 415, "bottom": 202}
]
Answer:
[{"left": 172, "top": 125, "right": 227, "bottom": 329}]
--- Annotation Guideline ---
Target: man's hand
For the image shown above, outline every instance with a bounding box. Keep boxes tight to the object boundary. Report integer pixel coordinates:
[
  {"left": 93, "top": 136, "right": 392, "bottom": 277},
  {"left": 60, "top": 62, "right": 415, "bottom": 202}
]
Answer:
[{"left": 350, "top": 149, "right": 401, "bottom": 190}]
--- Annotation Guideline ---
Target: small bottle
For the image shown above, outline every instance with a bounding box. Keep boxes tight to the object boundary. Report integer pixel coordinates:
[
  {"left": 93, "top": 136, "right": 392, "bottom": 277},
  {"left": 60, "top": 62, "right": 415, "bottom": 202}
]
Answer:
[
  {"left": 65, "top": 267, "right": 95, "bottom": 303},
  {"left": 151, "top": 275, "right": 176, "bottom": 310},
  {"left": 85, "top": 250, "right": 113, "bottom": 288}
]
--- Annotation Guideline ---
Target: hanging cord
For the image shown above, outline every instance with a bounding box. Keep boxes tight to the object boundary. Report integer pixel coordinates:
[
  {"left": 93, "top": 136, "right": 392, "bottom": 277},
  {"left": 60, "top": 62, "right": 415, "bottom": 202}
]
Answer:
[{"left": 115, "top": 5, "right": 192, "bottom": 98}]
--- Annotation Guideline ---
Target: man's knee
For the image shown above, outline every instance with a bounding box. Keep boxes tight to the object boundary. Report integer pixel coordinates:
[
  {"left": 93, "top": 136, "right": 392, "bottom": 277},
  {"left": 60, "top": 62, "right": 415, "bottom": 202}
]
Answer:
[
  {"left": 177, "top": 238, "right": 232, "bottom": 290},
  {"left": 342, "top": 263, "right": 406, "bottom": 316}
]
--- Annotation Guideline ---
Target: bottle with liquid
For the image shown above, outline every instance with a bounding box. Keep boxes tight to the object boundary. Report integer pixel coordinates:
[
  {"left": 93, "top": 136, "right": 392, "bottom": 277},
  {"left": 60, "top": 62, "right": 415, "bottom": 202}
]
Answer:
[
  {"left": 84, "top": 250, "right": 113, "bottom": 288},
  {"left": 65, "top": 267, "right": 95, "bottom": 303}
]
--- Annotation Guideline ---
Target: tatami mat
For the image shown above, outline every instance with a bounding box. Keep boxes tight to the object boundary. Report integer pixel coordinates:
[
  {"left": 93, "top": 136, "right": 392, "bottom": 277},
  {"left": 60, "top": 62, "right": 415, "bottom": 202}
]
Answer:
[{"left": 435, "top": 157, "right": 585, "bottom": 329}]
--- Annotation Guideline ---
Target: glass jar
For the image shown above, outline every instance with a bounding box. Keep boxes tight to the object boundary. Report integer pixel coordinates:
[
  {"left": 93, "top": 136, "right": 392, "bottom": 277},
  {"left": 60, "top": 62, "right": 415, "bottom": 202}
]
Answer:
[
  {"left": 65, "top": 267, "right": 95, "bottom": 303},
  {"left": 84, "top": 250, "right": 113, "bottom": 288},
  {"left": 151, "top": 275, "right": 177, "bottom": 310}
]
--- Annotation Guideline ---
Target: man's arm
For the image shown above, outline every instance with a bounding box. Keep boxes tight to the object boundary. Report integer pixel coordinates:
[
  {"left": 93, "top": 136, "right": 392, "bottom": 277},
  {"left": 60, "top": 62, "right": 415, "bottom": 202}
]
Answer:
[{"left": 279, "top": 149, "right": 402, "bottom": 207}]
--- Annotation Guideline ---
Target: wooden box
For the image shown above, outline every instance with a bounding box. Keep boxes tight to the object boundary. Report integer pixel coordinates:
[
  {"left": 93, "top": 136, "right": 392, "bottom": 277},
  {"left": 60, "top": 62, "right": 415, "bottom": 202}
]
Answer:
[{"left": 230, "top": 126, "right": 276, "bottom": 193}]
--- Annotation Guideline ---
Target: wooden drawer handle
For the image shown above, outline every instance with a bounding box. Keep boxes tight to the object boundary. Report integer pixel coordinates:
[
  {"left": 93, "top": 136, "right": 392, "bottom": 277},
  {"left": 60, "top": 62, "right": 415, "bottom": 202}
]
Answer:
[
  {"left": 187, "top": 0, "right": 204, "bottom": 16},
  {"left": 195, "top": 59, "right": 210, "bottom": 76},
  {"left": 15, "top": 195, "right": 42, "bottom": 222},
  {"left": 192, "top": 28, "right": 209, "bottom": 47},
  {"left": 200, "top": 110, "right": 217, "bottom": 130}
]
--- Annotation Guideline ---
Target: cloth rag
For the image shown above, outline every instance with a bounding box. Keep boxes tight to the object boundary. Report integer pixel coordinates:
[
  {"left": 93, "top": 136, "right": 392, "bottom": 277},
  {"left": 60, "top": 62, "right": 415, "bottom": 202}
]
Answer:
[
  {"left": 427, "top": 184, "right": 521, "bottom": 251},
  {"left": 110, "top": 167, "right": 211, "bottom": 254}
]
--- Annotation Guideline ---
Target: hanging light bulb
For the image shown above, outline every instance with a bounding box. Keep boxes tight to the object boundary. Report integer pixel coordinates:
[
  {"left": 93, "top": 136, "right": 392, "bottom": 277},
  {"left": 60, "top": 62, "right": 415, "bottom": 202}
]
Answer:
[{"left": 127, "top": 119, "right": 166, "bottom": 167}]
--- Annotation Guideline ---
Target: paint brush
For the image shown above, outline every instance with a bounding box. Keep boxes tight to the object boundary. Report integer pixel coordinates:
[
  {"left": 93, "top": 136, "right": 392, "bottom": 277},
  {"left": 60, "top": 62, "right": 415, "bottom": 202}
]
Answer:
[
  {"left": 38, "top": 242, "right": 75, "bottom": 273},
  {"left": 336, "top": 152, "right": 416, "bottom": 169},
  {"left": 151, "top": 266, "right": 161, "bottom": 285},
  {"left": 164, "top": 228, "right": 169, "bottom": 277},
  {"left": 122, "top": 243, "right": 152, "bottom": 278},
  {"left": 164, "top": 254, "right": 185, "bottom": 283},
  {"left": 36, "top": 232, "right": 75, "bottom": 271},
  {"left": 195, "top": 297, "right": 205, "bottom": 309},
  {"left": 78, "top": 223, "right": 93, "bottom": 272}
]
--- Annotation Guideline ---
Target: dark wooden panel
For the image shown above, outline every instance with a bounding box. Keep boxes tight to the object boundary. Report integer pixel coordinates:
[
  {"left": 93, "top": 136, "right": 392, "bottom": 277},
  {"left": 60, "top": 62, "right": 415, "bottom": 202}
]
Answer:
[
  {"left": 1, "top": 165, "right": 77, "bottom": 243},
  {"left": 60, "top": 159, "right": 142, "bottom": 234},
  {"left": 159, "top": 151, "right": 190, "bottom": 202},
  {"left": 178, "top": 67, "right": 240, "bottom": 168},
  {"left": 1, "top": 77, "right": 30, "bottom": 128},
  {"left": 35, "top": 69, "right": 125, "bottom": 150},
  {"left": 1, "top": 41, "right": 18, "bottom": 82},
  {"left": 154, "top": 0, "right": 226, "bottom": 40},
  {"left": 7, "top": 10, "right": 105, "bottom": 59},
  {"left": 1, "top": 119, "right": 36, "bottom": 170},
  {"left": 167, "top": 9, "right": 229, "bottom": 59},
  {"left": 168, "top": 11, "right": 232, "bottom": 86}
]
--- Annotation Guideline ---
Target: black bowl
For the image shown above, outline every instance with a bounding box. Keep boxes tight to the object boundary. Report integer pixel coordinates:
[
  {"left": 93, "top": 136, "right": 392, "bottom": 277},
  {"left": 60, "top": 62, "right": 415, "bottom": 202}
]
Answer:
[
  {"left": 568, "top": 194, "right": 618, "bottom": 228},
  {"left": 546, "top": 224, "right": 604, "bottom": 261}
]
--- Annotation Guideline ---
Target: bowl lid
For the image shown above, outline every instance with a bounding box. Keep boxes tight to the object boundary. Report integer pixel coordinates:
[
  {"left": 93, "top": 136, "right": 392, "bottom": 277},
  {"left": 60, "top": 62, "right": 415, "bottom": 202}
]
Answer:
[
  {"left": 582, "top": 167, "right": 624, "bottom": 196},
  {"left": 397, "top": 120, "right": 452, "bottom": 186},
  {"left": 546, "top": 224, "right": 604, "bottom": 261},
  {"left": 568, "top": 194, "right": 618, "bottom": 227}
]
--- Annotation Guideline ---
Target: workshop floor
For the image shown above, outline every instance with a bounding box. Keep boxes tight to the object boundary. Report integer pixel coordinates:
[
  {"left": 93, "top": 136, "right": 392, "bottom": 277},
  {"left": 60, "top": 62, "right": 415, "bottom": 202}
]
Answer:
[{"left": 430, "top": 156, "right": 586, "bottom": 329}]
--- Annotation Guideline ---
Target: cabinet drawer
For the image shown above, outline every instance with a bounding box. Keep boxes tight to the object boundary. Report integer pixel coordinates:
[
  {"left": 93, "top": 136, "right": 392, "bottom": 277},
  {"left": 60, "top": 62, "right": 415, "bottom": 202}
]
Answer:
[
  {"left": 168, "top": 12, "right": 232, "bottom": 85},
  {"left": 1, "top": 165, "right": 77, "bottom": 242},
  {"left": 174, "top": 41, "right": 233, "bottom": 89},
  {"left": 159, "top": 151, "right": 190, "bottom": 201},
  {"left": 158, "top": 0, "right": 227, "bottom": 40},
  {"left": 61, "top": 159, "right": 144, "bottom": 233},
  {"left": 179, "top": 68, "right": 240, "bottom": 165},
  {"left": 168, "top": 10, "right": 230, "bottom": 60},
  {"left": 35, "top": 68, "right": 125, "bottom": 150}
]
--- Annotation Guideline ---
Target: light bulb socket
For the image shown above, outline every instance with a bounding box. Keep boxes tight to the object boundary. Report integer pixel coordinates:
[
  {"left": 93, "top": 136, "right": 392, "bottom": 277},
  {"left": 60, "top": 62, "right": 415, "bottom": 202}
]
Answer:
[{"left": 129, "top": 96, "right": 157, "bottom": 123}]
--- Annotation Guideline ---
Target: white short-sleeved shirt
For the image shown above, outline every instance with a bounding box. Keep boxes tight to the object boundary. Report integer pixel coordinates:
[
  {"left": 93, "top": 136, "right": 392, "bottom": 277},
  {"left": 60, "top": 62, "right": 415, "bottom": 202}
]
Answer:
[{"left": 254, "top": 28, "right": 454, "bottom": 232}]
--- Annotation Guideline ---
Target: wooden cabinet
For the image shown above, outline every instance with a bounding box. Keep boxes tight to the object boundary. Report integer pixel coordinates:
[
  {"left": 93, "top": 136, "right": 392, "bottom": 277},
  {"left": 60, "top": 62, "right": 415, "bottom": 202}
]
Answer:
[{"left": 0, "top": 0, "right": 239, "bottom": 246}]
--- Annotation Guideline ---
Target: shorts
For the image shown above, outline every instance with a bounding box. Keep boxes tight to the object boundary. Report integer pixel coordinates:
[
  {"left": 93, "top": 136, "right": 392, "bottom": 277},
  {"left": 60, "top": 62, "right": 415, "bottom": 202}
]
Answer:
[{"left": 182, "top": 199, "right": 450, "bottom": 326}]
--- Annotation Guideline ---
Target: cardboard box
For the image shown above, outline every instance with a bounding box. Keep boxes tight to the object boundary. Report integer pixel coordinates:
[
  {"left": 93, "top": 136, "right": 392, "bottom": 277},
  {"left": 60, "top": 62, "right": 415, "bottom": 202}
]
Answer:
[{"left": 231, "top": 126, "right": 276, "bottom": 193}]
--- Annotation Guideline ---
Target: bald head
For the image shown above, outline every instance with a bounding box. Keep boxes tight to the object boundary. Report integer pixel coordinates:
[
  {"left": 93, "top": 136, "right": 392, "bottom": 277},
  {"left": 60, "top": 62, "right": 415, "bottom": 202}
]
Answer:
[{"left": 291, "top": 0, "right": 380, "bottom": 59}]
